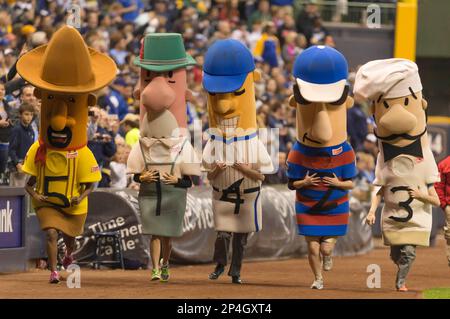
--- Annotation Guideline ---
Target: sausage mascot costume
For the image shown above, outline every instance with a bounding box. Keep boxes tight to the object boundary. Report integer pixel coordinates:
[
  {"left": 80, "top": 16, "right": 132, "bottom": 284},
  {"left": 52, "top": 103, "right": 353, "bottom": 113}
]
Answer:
[
  {"left": 202, "top": 39, "right": 274, "bottom": 284},
  {"left": 17, "top": 26, "right": 117, "bottom": 283},
  {"left": 354, "top": 58, "right": 440, "bottom": 292},
  {"left": 286, "top": 45, "right": 357, "bottom": 290},
  {"left": 127, "top": 33, "right": 201, "bottom": 282}
]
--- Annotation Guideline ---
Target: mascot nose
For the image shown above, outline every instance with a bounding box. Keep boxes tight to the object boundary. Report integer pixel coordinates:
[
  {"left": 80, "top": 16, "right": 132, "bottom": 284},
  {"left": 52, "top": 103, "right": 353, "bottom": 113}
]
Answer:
[
  {"left": 380, "top": 103, "right": 417, "bottom": 134},
  {"left": 214, "top": 95, "right": 236, "bottom": 114},
  {"left": 141, "top": 76, "right": 176, "bottom": 113},
  {"left": 50, "top": 100, "right": 68, "bottom": 131},
  {"left": 309, "top": 104, "right": 333, "bottom": 143}
]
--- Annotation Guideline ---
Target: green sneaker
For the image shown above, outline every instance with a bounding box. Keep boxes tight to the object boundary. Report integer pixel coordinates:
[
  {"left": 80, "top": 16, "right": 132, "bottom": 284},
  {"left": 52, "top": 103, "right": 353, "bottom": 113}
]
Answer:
[
  {"left": 160, "top": 264, "right": 170, "bottom": 282},
  {"left": 151, "top": 268, "right": 161, "bottom": 281}
]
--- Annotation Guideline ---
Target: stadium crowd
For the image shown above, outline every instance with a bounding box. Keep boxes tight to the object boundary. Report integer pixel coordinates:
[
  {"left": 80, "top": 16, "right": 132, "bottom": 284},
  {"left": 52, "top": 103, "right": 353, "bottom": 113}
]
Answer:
[{"left": 0, "top": 0, "right": 379, "bottom": 202}]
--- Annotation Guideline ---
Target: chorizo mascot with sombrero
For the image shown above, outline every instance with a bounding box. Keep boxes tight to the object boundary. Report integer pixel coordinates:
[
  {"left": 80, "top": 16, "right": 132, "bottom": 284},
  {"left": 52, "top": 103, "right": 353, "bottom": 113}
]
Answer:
[{"left": 17, "top": 26, "right": 117, "bottom": 283}]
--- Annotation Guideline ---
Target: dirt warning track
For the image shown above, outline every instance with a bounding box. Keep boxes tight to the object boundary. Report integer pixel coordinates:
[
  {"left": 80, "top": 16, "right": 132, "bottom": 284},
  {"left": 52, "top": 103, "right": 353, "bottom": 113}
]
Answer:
[{"left": 1, "top": 237, "right": 449, "bottom": 299}]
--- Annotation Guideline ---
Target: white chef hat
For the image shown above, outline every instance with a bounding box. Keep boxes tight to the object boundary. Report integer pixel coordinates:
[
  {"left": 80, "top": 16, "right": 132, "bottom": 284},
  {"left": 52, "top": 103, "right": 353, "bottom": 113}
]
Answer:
[{"left": 353, "top": 58, "right": 422, "bottom": 102}]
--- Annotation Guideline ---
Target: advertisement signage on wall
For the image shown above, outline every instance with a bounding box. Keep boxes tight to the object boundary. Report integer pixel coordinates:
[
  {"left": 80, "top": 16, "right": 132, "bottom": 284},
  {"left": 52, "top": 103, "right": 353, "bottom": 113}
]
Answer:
[{"left": 0, "top": 196, "right": 23, "bottom": 249}]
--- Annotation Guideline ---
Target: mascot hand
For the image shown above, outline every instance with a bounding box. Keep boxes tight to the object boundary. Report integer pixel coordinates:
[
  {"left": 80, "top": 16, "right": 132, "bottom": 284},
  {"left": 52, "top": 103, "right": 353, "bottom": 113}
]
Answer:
[
  {"left": 71, "top": 196, "right": 82, "bottom": 206},
  {"left": 161, "top": 172, "right": 178, "bottom": 185},
  {"left": 303, "top": 171, "right": 321, "bottom": 186},
  {"left": 33, "top": 194, "right": 48, "bottom": 203},
  {"left": 140, "top": 170, "right": 159, "bottom": 183},
  {"left": 366, "top": 211, "right": 376, "bottom": 226}
]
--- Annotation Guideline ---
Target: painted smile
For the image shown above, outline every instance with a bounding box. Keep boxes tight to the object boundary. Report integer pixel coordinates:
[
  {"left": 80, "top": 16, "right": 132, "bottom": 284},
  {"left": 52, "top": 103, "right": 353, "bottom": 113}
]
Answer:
[
  {"left": 47, "top": 126, "right": 72, "bottom": 148},
  {"left": 303, "top": 133, "right": 322, "bottom": 145}
]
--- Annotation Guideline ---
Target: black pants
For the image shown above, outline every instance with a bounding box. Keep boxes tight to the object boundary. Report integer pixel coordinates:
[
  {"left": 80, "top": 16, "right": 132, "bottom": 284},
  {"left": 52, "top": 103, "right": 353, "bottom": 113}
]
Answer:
[{"left": 213, "top": 231, "right": 248, "bottom": 277}]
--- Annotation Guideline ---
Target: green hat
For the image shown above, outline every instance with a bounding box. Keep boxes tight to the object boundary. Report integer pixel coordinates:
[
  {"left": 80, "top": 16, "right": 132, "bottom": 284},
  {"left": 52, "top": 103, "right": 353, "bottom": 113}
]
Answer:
[{"left": 134, "top": 33, "right": 196, "bottom": 72}]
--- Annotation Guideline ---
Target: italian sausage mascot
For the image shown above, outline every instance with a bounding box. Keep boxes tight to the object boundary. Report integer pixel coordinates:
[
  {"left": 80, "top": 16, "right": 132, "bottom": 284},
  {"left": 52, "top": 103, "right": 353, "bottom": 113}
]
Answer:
[
  {"left": 202, "top": 39, "right": 274, "bottom": 284},
  {"left": 286, "top": 45, "right": 357, "bottom": 290},
  {"left": 18, "top": 26, "right": 116, "bottom": 283},
  {"left": 355, "top": 58, "right": 440, "bottom": 292},
  {"left": 127, "top": 33, "right": 201, "bottom": 282}
]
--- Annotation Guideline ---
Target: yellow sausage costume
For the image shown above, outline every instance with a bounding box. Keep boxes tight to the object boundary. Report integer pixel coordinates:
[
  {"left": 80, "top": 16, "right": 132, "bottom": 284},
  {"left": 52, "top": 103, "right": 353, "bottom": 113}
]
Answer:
[
  {"left": 202, "top": 39, "right": 274, "bottom": 233},
  {"left": 17, "top": 26, "right": 117, "bottom": 236}
]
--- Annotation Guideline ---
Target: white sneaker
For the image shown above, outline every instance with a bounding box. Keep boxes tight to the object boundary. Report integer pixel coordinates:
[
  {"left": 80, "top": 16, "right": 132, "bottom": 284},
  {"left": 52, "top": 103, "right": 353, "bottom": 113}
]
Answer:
[
  {"left": 311, "top": 278, "right": 324, "bottom": 290},
  {"left": 323, "top": 256, "right": 333, "bottom": 271}
]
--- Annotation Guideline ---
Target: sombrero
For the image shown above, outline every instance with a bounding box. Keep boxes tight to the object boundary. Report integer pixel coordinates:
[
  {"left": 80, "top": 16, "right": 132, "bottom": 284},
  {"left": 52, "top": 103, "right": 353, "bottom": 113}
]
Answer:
[{"left": 17, "top": 25, "right": 117, "bottom": 93}]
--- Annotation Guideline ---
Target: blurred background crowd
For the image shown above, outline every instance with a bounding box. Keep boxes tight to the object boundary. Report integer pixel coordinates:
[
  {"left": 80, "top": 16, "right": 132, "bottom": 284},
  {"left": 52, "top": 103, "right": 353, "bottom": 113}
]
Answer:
[{"left": 0, "top": 0, "right": 384, "bottom": 203}]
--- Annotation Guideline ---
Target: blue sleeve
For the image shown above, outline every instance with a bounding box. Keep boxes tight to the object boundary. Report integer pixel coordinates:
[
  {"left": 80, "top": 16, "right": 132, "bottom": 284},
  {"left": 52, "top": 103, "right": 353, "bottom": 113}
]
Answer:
[
  {"left": 341, "top": 160, "right": 357, "bottom": 180},
  {"left": 119, "top": 0, "right": 131, "bottom": 6},
  {"left": 101, "top": 128, "right": 117, "bottom": 158},
  {"left": 286, "top": 159, "right": 304, "bottom": 180},
  {"left": 118, "top": 97, "right": 129, "bottom": 121}
]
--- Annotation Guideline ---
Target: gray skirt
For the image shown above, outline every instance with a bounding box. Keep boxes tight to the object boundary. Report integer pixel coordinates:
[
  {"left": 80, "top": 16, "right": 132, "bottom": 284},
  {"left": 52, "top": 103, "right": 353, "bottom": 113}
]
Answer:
[{"left": 138, "top": 182, "right": 187, "bottom": 237}]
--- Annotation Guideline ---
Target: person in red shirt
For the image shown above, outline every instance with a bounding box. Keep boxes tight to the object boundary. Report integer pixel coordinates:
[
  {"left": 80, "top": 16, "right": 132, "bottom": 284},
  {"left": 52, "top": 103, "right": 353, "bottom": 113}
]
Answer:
[{"left": 435, "top": 155, "right": 450, "bottom": 266}]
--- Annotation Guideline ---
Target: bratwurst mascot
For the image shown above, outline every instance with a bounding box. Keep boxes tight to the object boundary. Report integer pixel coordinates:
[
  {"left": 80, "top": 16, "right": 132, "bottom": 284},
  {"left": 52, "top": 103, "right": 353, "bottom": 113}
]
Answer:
[
  {"left": 286, "top": 45, "right": 357, "bottom": 290},
  {"left": 18, "top": 26, "right": 117, "bottom": 283},
  {"left": 127, "top": 33, "right": 201, "bottom": 282},
  {"left": 355, "top": 58, "right": 440, "bottom": 292},
  {"left": 202, "top": 39, "right": 274, "bottom": 284}
]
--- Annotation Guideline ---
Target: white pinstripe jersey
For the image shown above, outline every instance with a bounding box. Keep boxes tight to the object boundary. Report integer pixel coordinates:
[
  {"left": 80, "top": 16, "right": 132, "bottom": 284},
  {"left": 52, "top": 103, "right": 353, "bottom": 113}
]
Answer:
[{"left": 202, "top": 125, "right": 274, "bottom": 191}]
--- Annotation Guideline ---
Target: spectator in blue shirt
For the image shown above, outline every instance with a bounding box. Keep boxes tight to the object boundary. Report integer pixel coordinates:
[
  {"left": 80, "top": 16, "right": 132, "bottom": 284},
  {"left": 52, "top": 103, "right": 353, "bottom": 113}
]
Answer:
[
  {"left": 109, "top": 33, "right": 129, "bottom": 67},
  {"left": 101, "top": 79, "right": 129, "bottom": 121},
  {"left": 8, "top": 102, "right": 35, "bottom": 186},
  {"left": 116, "top": 0, "right": 144, "bottom": 23},
  {"left": 87, "top": 107, "right": 117, "bottom": 170},
  {"left": 267, "top": 102, "right": 289, "bottom": 153},
  {"left": 346, "top": 102, "right": 368, "bottom": 151}
]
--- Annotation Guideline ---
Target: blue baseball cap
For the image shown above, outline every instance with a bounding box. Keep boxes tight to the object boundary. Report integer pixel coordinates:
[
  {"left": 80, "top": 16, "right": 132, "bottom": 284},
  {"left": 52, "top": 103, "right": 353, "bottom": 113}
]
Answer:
[
  {"left": 203, "top": 39, "right": 255, "bottom": 93},
  {"left": 293, "top": 45, "right": 348, "bottom": 103}
]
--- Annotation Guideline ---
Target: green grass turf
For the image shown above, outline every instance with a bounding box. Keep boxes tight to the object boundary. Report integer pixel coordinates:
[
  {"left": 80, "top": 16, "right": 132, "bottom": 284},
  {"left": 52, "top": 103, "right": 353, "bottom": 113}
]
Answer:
[{"left": 423, "top": 288, "right": 450, "bottom": 299}]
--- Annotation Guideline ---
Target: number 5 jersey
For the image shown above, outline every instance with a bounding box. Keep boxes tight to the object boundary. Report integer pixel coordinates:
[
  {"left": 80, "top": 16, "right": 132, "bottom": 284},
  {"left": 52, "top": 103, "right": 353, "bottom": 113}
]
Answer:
[{"left": 22, "top": 140, "right": 102, "bottom": 215}]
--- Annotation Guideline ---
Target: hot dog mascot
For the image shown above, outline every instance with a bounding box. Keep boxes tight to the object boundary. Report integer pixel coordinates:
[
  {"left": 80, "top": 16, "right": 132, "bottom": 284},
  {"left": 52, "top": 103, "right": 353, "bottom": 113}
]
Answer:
[
  {"left": 17, "top": 26, "right": 117, "bottom": 283},
  {"left": 354, "top": 58, "right": 440, "bottom": 292},
  {"left": 127, "top": 33, "right": 200, "bottom": 282},
  {"left": 202, "top": 39, "right": 274, "bottom": 284},
  {"left": 286, "top": 45, "right": 357, "bottom": 290}
]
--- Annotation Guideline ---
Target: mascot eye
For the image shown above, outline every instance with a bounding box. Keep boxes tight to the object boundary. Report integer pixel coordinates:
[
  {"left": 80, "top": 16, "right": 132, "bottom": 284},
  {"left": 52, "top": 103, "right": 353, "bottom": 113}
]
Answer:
[
  {"left": 145, "top": 71, "right": 151, "bottom": 82},
  {"left": 329, "top": 85, "right": 349, "bottom": 105},
  {"left": 404, "top": 97, "right": 409, "bottom": 106},
  {"left": 168, "top": 71, "right": 173, "bottom": 78},
  {"left": 48, "top": 95, "right": 54, "bottom": 100},
  {"left": 234, "top": 89, "right": 245, "bottom": 96},
  {"left": 69, "top": 97, "right": 76, "bottom": 103},
  {"left": 383, "top": 101, "right": 390, "bottom": 109},
  {"left": 208, "top": 92, "right": 216, "bottom": 96},
  {"left": 293, "top": 84, "right": 311, "bottom": 105}
]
